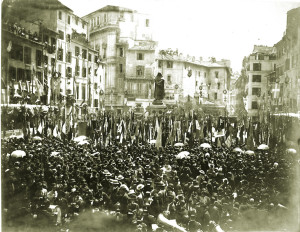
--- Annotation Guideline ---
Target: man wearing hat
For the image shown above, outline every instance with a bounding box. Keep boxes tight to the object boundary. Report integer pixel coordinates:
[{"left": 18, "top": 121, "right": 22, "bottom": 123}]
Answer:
[{"left": 188, "top": 214, "right": 203, "bottom": 232}]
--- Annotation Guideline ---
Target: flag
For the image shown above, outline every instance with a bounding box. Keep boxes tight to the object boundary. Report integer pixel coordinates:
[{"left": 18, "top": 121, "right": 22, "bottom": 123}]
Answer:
[
  {"left": 62, "top": 122, "right": 66, "bottom": 134},
  {"left": 70, "top": 113, "right": 73, "bottom": 128},
  {"left": 217, "top": 137, "right": 222, "bottom": 147},
  {"left": 155, "top": 122, "right": 162, "bottom": 149},
  {"left": 186, "top": 121, "right": 194, "bottom": 147},
  {"left": 47, "top": 127, "right": 52, "bottom": 137},
  {"left": 53, "top": 126, "right": 58, "bottom": 137},
  {"left": 155, "top": 117, "right": 159, "bottom": 132},
  {"left": 38, "top": 122, "right": 43, "bottom": 134},
  {"left": 225, "top": 134, "right": 231, "bottom": 148},
  {"left": 34, "top": 76, "right": 44, "bottom": 98},
  {"left": 18, "top": 81, "right": 23, "bottom": 93},
  {"left": 246, "top": 120, "right": 254, "bottom": 149},
  {"left": 26, "top": 81, "right": 30, "bottom": 93}
]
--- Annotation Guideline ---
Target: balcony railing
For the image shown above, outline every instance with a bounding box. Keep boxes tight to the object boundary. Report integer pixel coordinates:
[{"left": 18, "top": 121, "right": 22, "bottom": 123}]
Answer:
[{"left": 71, "top": 30, "right": 88, "bottom": 45}]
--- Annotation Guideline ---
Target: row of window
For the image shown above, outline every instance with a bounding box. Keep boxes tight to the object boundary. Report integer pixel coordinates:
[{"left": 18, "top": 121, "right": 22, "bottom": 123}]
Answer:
[
  {"left": 58, "top": 11, "right": 85, "bottom": 29},
  {"left": 10, "top": 43, "right": 97, "bottom": 67},
  {"left": 250, "top": 55, "right": 298, "bottom": 72},
  {"left": 74, "top": 85, "right": 100, "bottom": 108},
  {"left": 127, "top": 82, "right": 148, "bottom": 94},
  {"left": 118, "top": 65, "right": 144, "bottom": 77},
  {"left": 254, "top": 54, "right": 276, "bottom": 61},
  {"left": 89, "top": 13, "right": 149, "bottom": 28},
  {"left": 157, "top": 61, "right": 214, "bottom": 77},
  {"left": 10, "top": 44, "right": 43, "bottom": 66},
  {"left": 8, "top": 66, "right": 42, "bottom": 83},
  {"left": 9, "top": 63, "right": 98, "bottom": 81},
  {"left": 57, "top": 48, "right": 96, "bottom": 62},
  {"left": 90, "top": 14, "right": 108, "bottom": 28},
  {"left": 158, "top": 60, "right": 173, "bottom": 68},
  {"left": 73, "top": 66, "right": 97, "bottom": 77},
  {"left": 118, "top": 49, "right": 145, "bottom": 61},
  {"left": 75, "top": 84, "right": 86, "bottom": 100}
]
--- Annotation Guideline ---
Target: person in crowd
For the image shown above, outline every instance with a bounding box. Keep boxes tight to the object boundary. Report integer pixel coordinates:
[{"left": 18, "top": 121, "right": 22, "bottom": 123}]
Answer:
[{"left": 1, "top": 125, "right": 296, "bottom": 232}]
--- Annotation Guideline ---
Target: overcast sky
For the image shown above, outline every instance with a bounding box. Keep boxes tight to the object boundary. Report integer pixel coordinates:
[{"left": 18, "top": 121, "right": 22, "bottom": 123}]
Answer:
[{"left": 60, "top": 0, "right": 300, "bottom": 73}]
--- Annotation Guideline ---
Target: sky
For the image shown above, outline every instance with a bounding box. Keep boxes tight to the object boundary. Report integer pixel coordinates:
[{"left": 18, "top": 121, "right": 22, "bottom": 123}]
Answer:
[{"left": 60, "top": 0, "right": 300, "bottom": 73}]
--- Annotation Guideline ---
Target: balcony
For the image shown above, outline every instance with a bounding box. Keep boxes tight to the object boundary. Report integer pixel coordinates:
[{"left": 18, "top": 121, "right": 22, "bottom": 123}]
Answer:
[
  {"left": 2, "top": 22, "right": 44, "bottom": 46},
  {"left": 90, "top": 21, "right": 119, "bottom": 34},
  {"left": 71, "top": 30, "right": 88, "bottom": 45},
  {"left": 46, "top": 44, "right": 56, "bottom": 54}
]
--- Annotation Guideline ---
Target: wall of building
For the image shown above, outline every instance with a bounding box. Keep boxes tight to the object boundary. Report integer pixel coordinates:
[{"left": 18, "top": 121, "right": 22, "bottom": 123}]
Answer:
[
  {"left": 157, "top": 55, "right": 231, "bottom": 106},
  {"left": 1, "top": 29, "right": 44, "bottom": 104},
  {"left": 245, "top": 51, "right": 276, "bottom": 118},
  {"left": 273, "top": 7, "right": 300, "bottom": 113},
  {"left": 84, "top": 6, "right": 156, "bottom": 110}
]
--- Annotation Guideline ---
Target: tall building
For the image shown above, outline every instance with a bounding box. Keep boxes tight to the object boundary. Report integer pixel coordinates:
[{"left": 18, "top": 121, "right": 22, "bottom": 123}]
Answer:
[
  {"left": 1, "top": 0, "right": 104, "bottom": 119},
  {"left": 156, "top": 50, "right": 232, "bottom": 112},
  {"left": 273, "top": 7, "right": 300, "bottom": 114},
  {"left": 243, "top": 45, "right": 277, "bottom": 121},
  {"left": 83, "top": 5, "right": 157, "bottom": 112},
  {"left": 1, "top": 15, "right": 45, "bottom": 105}
]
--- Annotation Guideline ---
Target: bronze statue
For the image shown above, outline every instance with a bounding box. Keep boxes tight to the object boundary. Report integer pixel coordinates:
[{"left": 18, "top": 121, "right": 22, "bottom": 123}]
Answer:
[{"left": 154, "top": 72, "right": 165, "bottom": 104}]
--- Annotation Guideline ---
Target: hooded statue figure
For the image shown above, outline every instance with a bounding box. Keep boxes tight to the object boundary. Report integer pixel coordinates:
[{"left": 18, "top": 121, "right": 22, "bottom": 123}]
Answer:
[{"left": 154, "top": 72, "right": 165, "bottom": 101}]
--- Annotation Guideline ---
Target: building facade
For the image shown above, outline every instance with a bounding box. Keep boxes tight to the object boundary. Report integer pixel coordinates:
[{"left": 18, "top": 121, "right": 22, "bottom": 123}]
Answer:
[
  {"left": 273, "top": 7, "right": 300, "bottom": 114},
  {"left": 2, "top": 1, "right": 234, "bottom": 116},
  {"left": 156, "top": 50, "right": 232, "bottom": 111},
  {"left": 240, "top": 7, "right": 300, "bottom": 121},
  {"left": 83, "top": 5, "right": 157, "bottom": 112},
  {"left": 1, "top": 0, "right": 104, "bottom": 120},
  {"left": 1, "top": 19, "right": 45, "bottom": 105},
  {"left": 243, "top": 45, "right": 277, "bottom": 120}
]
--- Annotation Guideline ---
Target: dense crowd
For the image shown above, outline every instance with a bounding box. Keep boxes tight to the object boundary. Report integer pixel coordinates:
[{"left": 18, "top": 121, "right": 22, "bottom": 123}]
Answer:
[{"left": 1, "top": 134, "right": 299, "bottom": 232}]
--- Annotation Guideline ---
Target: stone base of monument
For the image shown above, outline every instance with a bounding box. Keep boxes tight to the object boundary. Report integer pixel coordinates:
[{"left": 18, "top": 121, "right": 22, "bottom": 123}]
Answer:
[
  {"left": 148, "top": 101, "right": 167, "bottom": 115},
  {"left": 152, "top": 99, "right": 165, "bottom": 105}
]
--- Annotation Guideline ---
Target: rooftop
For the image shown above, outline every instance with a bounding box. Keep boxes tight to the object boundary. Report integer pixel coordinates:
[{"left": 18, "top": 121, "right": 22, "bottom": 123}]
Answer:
[
  {"left": 83, "top": 5, "right": 136, "bottom": 18},
  {"left": 252, "top": 45, "right": 276, "bottom": 54},
  {"left": 156, "top": 53, "right": 231, "bottom": 69},
  {"left": 129, "top": 45, "right": 156, "bottom": 51}
]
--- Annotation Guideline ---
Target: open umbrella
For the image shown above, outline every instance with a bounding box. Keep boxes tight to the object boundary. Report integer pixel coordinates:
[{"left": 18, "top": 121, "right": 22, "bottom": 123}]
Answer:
[
  {"left": 73, "top": 136, "right": 88, "bottom": 142},
  {"left": 233, "top": 147, "right": 243, "bottom": 153},
  {"left": 175, "top": 151, "right": 190, "bottom": 159},
  {"left": 150, "top": 139, "right": 156, "bottom": 144},
  {"left": 77, "top": 140, "right": 89, "bottom": 145},
  {"left": 9, "top": 134, "right": 23, "bottom": 139},
  {"left": 174, "top": 142, "right": 184, "bottom": 147},
  {"left": 245, "top": 150, "right": 255, "bottom": 155},
  {"left": 11, "top": 150, "right": 26, "bottom": 158},
  {"left": 286, "top": 148, "right": 297, "bottom": 154},
  {"left": 33, "top": 136, "right": 42, "bottom": 141},
  {"left": 90, "top": 152, "right": 100, "bottom": 156},
  {"left": 50, "top": 151, "right": 60, "bottom": 157},
  {"left": 200, "top": 143, "right": 211, "bottom": 149},
  {"left": 258, "top": 144, "right": 269, "bottom": 150}
]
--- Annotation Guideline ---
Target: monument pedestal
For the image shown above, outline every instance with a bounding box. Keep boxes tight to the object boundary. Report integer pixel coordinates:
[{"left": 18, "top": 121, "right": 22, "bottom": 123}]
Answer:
[{"left": 148, "top": 101, "right": 167, "bottom": 115}]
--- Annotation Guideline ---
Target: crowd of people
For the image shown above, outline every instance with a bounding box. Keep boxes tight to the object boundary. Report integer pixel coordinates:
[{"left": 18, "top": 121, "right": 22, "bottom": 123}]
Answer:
[{"left": 2, "top": 130, "right": 299, "bottom": 232}]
